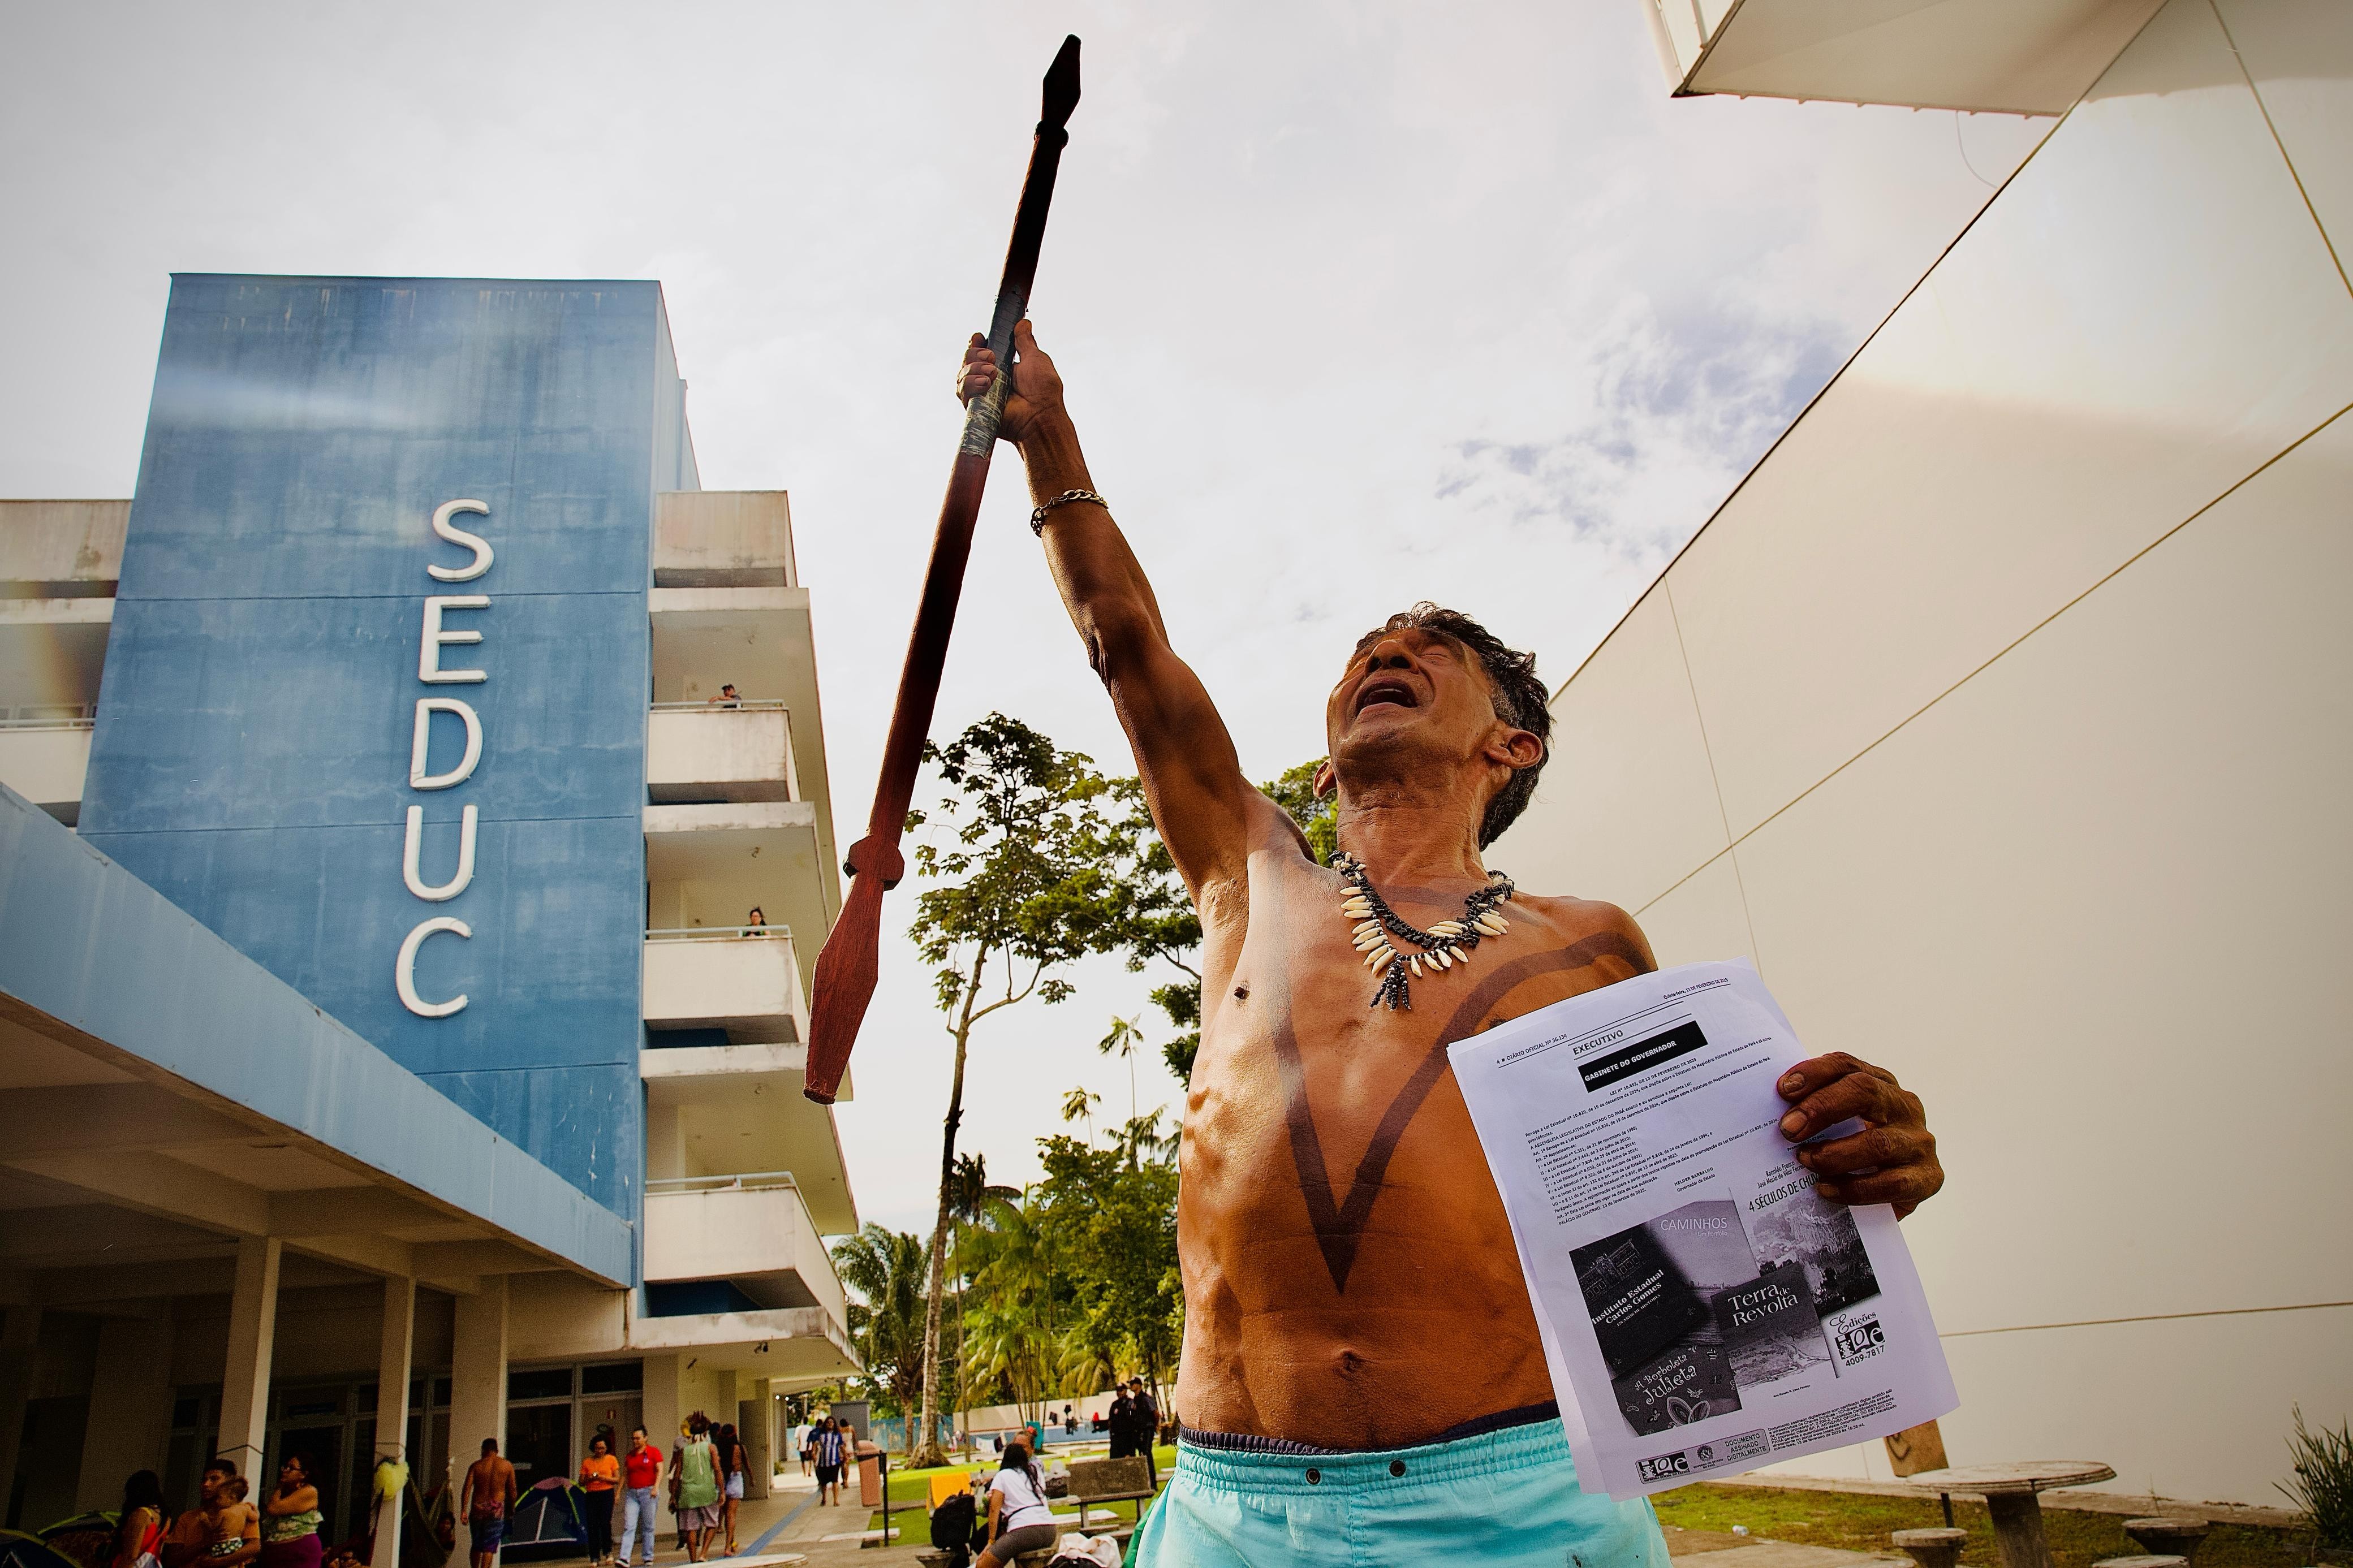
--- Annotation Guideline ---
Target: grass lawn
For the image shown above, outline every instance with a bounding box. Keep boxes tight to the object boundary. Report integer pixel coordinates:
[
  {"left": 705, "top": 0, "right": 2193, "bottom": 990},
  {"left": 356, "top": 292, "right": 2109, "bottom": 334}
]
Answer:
[
  {"left": 1651, "top": 1484, "right": 2307, "bottom": 1568},
  {"left": 865, "top": 1445, "right": 1176, "bottom": 1537}
]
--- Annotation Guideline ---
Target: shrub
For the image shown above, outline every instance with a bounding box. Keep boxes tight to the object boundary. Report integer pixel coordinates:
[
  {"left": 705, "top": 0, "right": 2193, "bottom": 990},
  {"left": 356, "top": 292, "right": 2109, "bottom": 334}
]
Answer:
[{"left": 2278, "top": 1405, "right": 2353, "bottom": 1552}]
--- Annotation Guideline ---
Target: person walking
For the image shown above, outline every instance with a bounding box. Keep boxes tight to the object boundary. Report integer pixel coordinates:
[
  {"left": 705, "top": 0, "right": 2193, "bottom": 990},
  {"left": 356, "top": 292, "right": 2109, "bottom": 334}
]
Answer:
[
  {"left": 110, "top": 1470, "right": 167, "bottom": 1568},
  {"left": 973, "top": 1445, "right": 1054, "bottom": 1568},
  {"left": 810, "top": 1418, "right": 844, "bottom": 1509},
  {"left": 458, "top": 1441, "right": 516, "bottom": 1568},
  {"left": 577, "top": 1435, "right": 619, "bottom": 1567},
  {"left": 615, "top": 1427, "right": 661, "bottom": 1568},
  {"left": 714, "top": 1422, "right": 745, "bottom": 1557},
  {"left": 258, "top": 1452, "right": 323, "bottom": 1568},
  {"left": 667, "top": 1413, "right": 722, "bottom": 1563}
]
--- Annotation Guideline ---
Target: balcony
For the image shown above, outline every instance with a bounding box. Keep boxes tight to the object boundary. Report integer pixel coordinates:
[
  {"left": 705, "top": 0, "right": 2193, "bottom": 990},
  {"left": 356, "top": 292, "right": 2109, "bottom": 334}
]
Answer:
[
  {"left": 653, "top": 491, "right": 795, "bottom": 588},
  {"left": 0, "top": 707, "right": 95, "bottom": 825},
  {"left": 642, "top": 926, "right": 806, "bottom": 1042},
  {"left": 0, "top": 499, "right": 128, "bottom": 597},
  {"left": 641, "top": 1041, "right": 856, "bottom": 1232},
  {"left": 641, "top": 1172, "right": 847, "bottom": 1328},
  {"left": 646, "top": 701, "right": 798, "bottom": 804},
  {"left": 644, "top": 802, "right": 833, "bottom": 992}
]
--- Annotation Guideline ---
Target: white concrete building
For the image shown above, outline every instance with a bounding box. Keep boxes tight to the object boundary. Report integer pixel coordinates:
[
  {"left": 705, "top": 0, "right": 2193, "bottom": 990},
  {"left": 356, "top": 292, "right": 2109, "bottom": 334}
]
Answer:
[{"left": 1496, "top": 0, "right": 2353, "bottom": 1506}]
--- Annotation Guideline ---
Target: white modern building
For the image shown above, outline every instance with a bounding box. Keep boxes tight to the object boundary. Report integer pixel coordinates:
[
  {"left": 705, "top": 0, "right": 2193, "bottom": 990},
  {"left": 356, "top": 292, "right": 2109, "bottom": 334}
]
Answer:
[{"left": 1496, "top": 0, "right": 2353, "bottom": 1506}]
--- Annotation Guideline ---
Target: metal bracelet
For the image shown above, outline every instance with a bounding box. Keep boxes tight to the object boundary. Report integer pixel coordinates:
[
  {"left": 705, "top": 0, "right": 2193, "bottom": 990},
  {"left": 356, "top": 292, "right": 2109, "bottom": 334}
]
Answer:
[{"left": 1029, "top": 489, "right": 1109, "bottom": 535}]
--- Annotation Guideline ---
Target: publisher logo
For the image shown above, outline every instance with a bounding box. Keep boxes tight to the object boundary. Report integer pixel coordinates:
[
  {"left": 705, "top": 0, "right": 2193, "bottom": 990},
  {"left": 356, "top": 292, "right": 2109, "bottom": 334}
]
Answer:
[
  {"left": 1637, "top": 1451, "right": 1692, "bottom": 1482},
  {"left": 1695, "top": 1444, "right": 1716, "bottom": 1464},
  {"left": 1834, "top": 1316, "right": 1886, "bottom": 1364}
]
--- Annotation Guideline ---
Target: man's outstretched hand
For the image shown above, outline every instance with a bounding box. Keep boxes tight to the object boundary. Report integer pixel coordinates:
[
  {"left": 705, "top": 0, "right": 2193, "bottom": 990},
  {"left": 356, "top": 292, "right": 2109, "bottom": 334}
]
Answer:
[
  {"left": 1775, "top": 1053, "right": 1943, "bottom": 1219},
  {"left": 958, "top": 319, "right": 1066, "bottom": 445}
]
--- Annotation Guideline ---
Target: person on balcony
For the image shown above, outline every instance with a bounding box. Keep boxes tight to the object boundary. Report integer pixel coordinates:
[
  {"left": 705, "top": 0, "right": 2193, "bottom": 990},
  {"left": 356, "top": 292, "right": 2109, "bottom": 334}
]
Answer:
[
  {"left": 706, "top": 684, "right": 742, "bottom": 707},
  {"left": 744, "top": 907, "right": 774, "bottom": 937}
]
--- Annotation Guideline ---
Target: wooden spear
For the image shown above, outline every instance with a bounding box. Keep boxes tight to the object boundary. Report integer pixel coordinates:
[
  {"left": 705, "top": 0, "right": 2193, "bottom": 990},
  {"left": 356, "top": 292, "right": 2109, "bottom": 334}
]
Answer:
[{"left": 803, "top": 35, "right": 1083, "bottom": 1104}]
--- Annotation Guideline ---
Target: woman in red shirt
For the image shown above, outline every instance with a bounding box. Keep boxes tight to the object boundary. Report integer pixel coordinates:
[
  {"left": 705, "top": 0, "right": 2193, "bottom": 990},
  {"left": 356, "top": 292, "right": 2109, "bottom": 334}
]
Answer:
[{"left": 616, "top": 1427, "right": 663, "bottom": 1568}]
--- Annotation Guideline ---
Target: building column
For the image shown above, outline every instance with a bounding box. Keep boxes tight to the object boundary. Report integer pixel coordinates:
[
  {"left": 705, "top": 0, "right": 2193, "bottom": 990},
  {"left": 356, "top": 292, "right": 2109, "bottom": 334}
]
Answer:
[
  {"left": 76, "top": 1315, "right": 175, "bottom": 1510},
  {"left": 738, "top": 1379, "right": 772, "bottom": 1500},
  {"left": 218, "top": 1237, "right": 283, "bottom": 1480},
  {"left": 369, "top": 1278, "right": 416, "bottom": 1568},
  {"left": 0, "top": 1307, "right": 41, "bottom": 1515},
  {"left": 449, "top": 1279, "right": 507, "bottom": 1469},
  {"left": 639, "top": 1354, "right": 680, "bottom": 1470}
]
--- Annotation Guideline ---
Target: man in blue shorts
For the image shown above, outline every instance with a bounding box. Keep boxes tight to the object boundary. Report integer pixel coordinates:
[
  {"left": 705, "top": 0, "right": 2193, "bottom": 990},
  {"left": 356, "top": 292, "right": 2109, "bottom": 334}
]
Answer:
[
  {"left": 954, "top": 327, "right": 1947, "bottom": 1564},
  {"left": 459, "top": 1440, "right": 515, "bottom": 1568}
]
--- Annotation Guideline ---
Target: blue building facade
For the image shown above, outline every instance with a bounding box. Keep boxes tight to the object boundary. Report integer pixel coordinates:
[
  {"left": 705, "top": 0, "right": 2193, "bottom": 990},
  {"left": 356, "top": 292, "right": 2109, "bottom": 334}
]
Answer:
[{"left": 81, "top": 275, "right": 698, "bottom": 1223}]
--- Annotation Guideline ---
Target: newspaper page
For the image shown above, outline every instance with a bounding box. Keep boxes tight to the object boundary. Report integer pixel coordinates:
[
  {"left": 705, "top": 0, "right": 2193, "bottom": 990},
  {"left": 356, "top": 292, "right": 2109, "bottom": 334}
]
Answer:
[{"left": 1449, "top": 960, "right": 1955, "bottom": 1499}]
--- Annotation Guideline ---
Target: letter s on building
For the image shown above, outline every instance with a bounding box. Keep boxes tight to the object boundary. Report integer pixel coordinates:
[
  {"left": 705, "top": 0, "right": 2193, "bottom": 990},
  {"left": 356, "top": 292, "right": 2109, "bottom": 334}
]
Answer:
[
  {"left": 397, "top": 916, "right": 472, "bottom": 1018},
  {"left": 427, "top": 499, "right": 495, "bottom": 582}
]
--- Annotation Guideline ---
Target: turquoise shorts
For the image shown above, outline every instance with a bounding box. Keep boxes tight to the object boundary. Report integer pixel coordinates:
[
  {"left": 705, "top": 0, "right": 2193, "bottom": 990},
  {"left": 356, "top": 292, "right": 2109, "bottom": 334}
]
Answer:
[{"left": 1128, "top": 1411, "right": 1669, "bottom": 1567}]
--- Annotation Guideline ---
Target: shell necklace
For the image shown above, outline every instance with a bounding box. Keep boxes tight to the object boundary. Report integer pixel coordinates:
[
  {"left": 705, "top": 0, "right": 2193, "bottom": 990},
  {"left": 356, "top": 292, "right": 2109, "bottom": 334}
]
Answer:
[{"left": 1334, "top": 850, "right": 1516, "bottom": 1010}]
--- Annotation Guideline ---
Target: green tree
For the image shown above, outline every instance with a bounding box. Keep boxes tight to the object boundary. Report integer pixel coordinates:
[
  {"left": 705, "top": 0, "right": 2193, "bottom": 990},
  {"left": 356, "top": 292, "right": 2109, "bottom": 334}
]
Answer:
[
  {"left": 1033, "top": 1120, "right": 1183, "bottom": 1401},
  {"left": 830, "top": 1225, "right": 928, "bottom": 1430},
  {"left": 902, "top": 714, "right": 1141, "bottom": 1466}
]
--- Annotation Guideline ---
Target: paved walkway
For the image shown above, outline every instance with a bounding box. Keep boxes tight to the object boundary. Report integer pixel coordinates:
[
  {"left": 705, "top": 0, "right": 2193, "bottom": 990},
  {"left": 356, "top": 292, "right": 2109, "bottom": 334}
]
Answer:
[{"left": 599, "top": 1471, "right": 1908, "bottom": 1567}]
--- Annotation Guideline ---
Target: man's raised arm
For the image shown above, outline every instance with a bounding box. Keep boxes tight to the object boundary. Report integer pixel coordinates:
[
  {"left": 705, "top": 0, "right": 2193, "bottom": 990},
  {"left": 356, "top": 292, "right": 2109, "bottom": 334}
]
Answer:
[{"left": 959, "top": 321, "right": 1265, "bottom": 891}]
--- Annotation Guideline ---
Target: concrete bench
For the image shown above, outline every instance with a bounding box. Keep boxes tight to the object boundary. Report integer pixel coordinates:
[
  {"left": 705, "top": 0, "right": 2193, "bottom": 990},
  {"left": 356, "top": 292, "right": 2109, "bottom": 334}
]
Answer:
[
  {"left": 2093, "top": 1556, "right": 2187, "bottom": 1568},
  {"left": 2122, "top": 1519, "right": 2210, "bottom": 1564},
  {"left": 1893, "top": 1526, "right": 1971, "bottom": 1568}
]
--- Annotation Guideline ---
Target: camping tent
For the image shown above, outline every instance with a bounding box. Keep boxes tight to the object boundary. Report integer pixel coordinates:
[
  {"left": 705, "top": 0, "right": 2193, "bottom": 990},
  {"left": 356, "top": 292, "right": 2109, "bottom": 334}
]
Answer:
[
  {"left": 32, "top": 1514, "right": 114, "bottom": 1568},
  {"left": 501, "top": 1480, "right": 588, "bottom": 1560},
  {"left": 0, "top": 1534, "right": 87, "bottom": 1568}
]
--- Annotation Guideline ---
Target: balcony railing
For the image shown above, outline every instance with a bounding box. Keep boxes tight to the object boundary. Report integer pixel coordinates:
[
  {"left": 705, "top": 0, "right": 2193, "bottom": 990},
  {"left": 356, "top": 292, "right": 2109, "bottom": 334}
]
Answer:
[
  {"left": 1, "top": 703, "right": 96, "bottom": 729},
  {"left": 646, "top": 702, "right": 797, "bottom": 804},
  {"left": 645, "top": 925, "right": 792, "bottom": 941},
  {"left": 646, "top": 1170, "right": 800, "bottom": 1195}
]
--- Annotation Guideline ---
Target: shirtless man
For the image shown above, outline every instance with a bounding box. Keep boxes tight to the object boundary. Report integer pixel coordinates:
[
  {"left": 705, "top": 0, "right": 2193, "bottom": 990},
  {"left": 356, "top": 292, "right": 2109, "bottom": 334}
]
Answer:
[
  {"left": 459, "top": 1440, "right": 517, "bottom": 1568},
  {"left": 958, "top": 322, "right": 1946, "bottom": 1566}
]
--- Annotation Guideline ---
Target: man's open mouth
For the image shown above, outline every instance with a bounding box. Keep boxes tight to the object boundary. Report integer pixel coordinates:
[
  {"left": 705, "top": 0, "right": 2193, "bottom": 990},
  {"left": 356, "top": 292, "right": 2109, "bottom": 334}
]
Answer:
[{"left": 1354, "top": 677, "right": 1419, "bottom": 714}]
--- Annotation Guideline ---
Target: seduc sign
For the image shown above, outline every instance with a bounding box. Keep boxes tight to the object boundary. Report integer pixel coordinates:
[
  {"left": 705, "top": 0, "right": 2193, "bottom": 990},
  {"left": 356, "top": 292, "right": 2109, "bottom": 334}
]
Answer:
[{"left": 395, "top": 499, "right": 496, "bottom": 1018}]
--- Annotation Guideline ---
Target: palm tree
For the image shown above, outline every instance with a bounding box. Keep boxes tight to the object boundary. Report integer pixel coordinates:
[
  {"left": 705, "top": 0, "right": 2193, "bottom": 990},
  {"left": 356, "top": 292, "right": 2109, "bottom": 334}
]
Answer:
[
  {"left": 960, "top": 1193, "right": 1066, "bottom": 1427},
  {"left": 829, "top": 1225, "right": 928, "bottom": 1448},
  {"left": 1059, "top": 1085, "right": 1101, "bottom": 1137},
  {"left": 943, "top": 1154, "right": 1017, "bottom": 1446},
  {"left": 1098, "top": 1014, "right": 1145, "bottom": 1126}
]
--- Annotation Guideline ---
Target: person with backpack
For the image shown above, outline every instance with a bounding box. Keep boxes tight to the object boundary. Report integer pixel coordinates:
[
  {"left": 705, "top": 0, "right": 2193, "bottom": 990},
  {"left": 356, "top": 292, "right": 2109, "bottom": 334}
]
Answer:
[{"left": 975, "top": 1444, "right": 1054, "bottom": 1568}]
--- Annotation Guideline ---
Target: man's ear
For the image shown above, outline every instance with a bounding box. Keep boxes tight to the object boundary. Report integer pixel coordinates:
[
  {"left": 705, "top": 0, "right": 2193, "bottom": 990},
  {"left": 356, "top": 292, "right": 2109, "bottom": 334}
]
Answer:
[
  {"left": 1311, "top": 758, "right": 1337, "bottom": 799},
  {"left": 1486, "top": 727, "right": 1544, "bottom": 771}
]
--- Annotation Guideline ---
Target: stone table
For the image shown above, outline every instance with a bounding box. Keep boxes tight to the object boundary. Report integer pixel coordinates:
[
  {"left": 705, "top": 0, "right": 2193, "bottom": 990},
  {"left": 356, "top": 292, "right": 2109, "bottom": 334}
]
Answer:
[{"left": 1906, "top": 1462, "right": 2118, "bottom": 1568}]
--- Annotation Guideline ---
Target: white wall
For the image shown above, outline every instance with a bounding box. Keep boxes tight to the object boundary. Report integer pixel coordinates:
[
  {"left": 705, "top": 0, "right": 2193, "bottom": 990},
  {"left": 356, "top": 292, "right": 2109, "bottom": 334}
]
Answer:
[{"left": 1495, "top": 0, "right": 2353, "bottom": 1506}]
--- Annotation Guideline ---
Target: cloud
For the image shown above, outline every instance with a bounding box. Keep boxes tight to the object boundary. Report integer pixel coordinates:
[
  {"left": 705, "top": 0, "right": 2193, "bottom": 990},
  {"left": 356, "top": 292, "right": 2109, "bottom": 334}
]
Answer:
[{"left": 1438, "top": 296, "right": 1846, "bottom": 563}]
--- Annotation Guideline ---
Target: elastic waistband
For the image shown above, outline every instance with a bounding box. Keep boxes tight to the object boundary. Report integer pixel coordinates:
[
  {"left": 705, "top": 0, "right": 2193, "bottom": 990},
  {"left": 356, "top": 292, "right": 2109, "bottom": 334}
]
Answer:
[
  {"left": 1173, "top": 1406, "right": 1574, "bottom": 1496},
  {"left": 1179, "top": 1399, "right": 1560, "bottom": 1455}
]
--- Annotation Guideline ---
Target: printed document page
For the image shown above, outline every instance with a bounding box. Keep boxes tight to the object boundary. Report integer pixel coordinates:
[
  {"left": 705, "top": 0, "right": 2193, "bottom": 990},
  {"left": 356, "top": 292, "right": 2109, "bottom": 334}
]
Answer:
[{"left": 1449, "top": 960, "right": 1956, "bottom": 1498}]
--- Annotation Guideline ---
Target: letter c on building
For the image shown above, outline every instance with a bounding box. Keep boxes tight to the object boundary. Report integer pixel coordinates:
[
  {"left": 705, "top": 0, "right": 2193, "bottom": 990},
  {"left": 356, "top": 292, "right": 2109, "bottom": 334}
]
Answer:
[{"left": 397, "top": 916, "right": 472, "bottom": 1018}]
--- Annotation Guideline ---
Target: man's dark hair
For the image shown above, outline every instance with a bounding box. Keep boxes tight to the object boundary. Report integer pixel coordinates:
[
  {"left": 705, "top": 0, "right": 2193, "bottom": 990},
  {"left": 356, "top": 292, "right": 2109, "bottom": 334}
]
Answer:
[
  {"left": 481, "top": 1439, "right": 498, "bottom": 1454},
  {"left": 1358, "top": 603, "right": 1551, "bottom": 848},
  {"left": 204, "top": 1458, "right": 238, "bottom": 1481}
]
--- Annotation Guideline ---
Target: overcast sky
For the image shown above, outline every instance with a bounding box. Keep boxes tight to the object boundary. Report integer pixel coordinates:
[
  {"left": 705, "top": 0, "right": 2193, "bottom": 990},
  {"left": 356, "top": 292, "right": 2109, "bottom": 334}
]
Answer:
[{"left": 0, "top": 3, "right": 2049, "bottom": 1238}]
